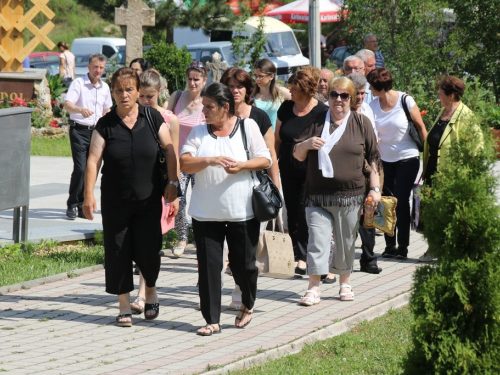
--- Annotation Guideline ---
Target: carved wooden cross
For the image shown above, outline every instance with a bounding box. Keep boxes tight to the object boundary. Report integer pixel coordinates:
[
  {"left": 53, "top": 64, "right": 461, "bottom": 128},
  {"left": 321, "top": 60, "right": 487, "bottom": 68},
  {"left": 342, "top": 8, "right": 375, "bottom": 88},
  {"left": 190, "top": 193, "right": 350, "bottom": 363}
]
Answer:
[{"left": 114, "top": 0, "right": 155, "bottom": 65}]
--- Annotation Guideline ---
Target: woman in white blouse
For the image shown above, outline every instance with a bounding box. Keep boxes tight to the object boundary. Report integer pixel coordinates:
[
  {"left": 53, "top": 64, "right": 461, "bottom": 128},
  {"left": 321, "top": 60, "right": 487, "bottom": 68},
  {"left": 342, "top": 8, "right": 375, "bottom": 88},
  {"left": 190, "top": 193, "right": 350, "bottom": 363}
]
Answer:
[
  {"left": 180, "top": 82, "right": 271, "bottom": 336},
  {"left": 368, "top": 68, "right": 427, "bottom": 259}
]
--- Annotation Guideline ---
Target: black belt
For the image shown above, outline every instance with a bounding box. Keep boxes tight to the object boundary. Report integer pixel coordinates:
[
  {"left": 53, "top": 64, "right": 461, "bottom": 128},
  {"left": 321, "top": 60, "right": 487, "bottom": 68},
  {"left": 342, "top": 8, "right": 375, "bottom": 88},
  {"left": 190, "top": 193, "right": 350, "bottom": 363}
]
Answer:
[{"left": 69, "top": 119, "right": 95, "bottom": 130}]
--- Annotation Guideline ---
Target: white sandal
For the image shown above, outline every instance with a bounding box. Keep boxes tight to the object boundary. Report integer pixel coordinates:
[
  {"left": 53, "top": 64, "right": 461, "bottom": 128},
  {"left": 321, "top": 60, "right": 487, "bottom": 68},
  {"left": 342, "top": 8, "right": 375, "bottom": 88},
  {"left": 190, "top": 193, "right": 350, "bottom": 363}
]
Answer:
[
  {"left": 299, "top": 289, "right": 321, "bottom": 306},
  {"left": 339, "top": 284, "right": 354, "bottom": 301}
]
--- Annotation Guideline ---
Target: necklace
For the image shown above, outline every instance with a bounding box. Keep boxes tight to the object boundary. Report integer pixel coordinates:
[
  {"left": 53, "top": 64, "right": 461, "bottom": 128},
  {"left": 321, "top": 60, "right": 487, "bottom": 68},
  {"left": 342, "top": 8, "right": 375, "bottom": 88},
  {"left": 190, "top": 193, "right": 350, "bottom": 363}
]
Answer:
[{"left": 441, "top": 104, "right": 459, "bottom": 121}]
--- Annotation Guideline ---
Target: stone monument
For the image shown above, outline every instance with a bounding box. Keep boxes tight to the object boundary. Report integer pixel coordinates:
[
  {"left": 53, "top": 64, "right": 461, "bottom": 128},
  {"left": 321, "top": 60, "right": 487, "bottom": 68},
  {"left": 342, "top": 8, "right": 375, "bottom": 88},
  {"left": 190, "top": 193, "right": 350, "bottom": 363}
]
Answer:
[
  {"left": 205, "top": 52, "right": 228, "bottom": 83},
  {"left": 115, "top": 0, "right": 155, "bottom": 65}
]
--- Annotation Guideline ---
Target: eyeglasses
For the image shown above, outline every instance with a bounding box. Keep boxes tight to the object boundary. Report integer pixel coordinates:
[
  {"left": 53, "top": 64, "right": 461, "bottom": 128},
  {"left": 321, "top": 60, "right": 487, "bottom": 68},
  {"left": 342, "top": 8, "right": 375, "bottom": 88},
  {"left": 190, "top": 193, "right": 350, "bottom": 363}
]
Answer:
[
  {"left": 254, "top": 74, "right": 269, "bottom": 80},
  {"left": 329, "top": 91, "right": 351, "bottom": 101},
  {"left": 356, "top": 91, "right": 366, "bottom": 96}
]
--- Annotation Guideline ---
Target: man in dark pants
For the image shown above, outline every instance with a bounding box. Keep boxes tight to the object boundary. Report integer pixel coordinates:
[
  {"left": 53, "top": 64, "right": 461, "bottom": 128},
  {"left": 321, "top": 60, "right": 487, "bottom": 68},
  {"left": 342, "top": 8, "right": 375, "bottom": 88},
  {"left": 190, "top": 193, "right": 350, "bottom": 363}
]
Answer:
[{"left": 64, "top": 53, "right": 112, "bottom": 219}]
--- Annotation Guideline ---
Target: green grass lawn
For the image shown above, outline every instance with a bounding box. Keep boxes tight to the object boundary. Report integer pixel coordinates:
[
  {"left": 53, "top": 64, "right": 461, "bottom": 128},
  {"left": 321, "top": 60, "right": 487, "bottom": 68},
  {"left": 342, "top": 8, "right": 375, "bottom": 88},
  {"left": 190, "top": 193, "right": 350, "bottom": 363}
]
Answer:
[
  {"left": 31, "top": 136, "right": 72, "bottom": 157},
  {"left": 231, "top": 306, "right": 413, "bottom": 375},
  {"left": 0, "top": 240, "right": 104, "bottom": 287}
]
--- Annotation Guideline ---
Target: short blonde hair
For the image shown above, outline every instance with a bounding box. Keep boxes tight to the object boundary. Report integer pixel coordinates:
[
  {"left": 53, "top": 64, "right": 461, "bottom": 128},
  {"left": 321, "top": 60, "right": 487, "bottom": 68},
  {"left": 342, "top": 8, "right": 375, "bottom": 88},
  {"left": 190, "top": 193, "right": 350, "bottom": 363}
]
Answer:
[{"left": 328, "top": 77, "right": 356, "bottom": 107}]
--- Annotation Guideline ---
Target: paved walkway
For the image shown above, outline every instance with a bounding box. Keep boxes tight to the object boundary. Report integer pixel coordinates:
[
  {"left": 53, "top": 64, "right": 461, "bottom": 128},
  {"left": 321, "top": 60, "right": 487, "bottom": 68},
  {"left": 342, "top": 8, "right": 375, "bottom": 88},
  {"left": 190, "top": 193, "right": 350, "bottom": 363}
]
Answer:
[
  {"left": 0, "top": 231, "right": 427, "bottom": 374},
  {"left": 0, "top": 155, "right": 496, "bottom": 374}
]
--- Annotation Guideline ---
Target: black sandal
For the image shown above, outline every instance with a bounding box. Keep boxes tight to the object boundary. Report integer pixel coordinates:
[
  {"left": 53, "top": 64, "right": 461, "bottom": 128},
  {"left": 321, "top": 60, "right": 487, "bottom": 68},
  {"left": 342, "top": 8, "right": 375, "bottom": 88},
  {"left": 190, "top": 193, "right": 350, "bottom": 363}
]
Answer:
[
  {"left": 116, "top": 314, "right": 132, "bottom": 327},
  {"left": 197, "top": 323, "right": 222, "bottom": 336},
  {"left": 130, "top": 296, "right": 145, "bottom": 315},
  {"left": 144, "top": 303, "right": 159, "bottom": 320},
  {"left": 235, "top": 308, "right": 253, "bottom": 329}
]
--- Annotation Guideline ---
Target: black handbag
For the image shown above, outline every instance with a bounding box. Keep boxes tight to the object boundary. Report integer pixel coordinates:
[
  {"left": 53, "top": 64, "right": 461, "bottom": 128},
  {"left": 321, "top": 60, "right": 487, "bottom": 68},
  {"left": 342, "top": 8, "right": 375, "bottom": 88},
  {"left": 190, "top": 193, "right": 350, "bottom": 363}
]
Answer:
[
  {"left": 144, "top": 106, "right": 183, "bottom": 197},
  {"left": 401, "top": 94, "right": 424, "bottom": 152},
  {"left": 240, "top": 118, "right": 283, "bottom": 222}
]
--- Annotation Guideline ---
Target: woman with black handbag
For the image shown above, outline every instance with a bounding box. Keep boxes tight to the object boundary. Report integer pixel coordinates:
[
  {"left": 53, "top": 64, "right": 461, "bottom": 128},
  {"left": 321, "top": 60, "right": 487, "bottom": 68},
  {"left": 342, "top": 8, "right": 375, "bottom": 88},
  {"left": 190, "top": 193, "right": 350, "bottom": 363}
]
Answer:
[
  {"left": 367, "top": 68, "right": 427, "bottom": 259},
  {"left": 82, "top": 67, "right": 179, "bottom": 327},
  {"left": 180, "top": 82, "right": 271, "bottom": 335}
]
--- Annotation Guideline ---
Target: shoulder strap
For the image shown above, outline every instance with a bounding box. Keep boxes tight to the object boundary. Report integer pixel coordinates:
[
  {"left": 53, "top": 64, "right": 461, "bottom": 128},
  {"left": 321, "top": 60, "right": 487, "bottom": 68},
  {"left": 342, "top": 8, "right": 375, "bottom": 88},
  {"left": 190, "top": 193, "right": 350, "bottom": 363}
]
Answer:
[
  {"left": 401, "top": 94, "right": 412, "bottom": 123},
  {"left": 144, "top": 106, "right": 162, "bottom": 150},
  {"left": 172, "top": 91, "right": 182, "bottom": 111},
  {"left": 239, "top": 118, "right": 258, "bottom": 183}
]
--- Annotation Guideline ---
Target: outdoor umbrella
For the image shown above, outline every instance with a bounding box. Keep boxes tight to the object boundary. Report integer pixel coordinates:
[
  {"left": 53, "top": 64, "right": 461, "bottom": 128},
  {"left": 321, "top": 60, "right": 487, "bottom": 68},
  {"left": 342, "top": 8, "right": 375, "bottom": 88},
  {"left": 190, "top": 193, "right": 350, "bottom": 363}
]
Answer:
[{"left": 266, "top": 0, "right": 344, "bottom": 23}]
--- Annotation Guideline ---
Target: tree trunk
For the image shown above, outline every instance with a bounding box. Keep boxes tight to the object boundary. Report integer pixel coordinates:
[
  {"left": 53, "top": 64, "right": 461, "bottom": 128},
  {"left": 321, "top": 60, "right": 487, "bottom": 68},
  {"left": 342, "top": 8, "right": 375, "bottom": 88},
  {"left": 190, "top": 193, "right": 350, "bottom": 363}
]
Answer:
[{"left": 166, "top": 25, "right": 174, "bottom": 45}]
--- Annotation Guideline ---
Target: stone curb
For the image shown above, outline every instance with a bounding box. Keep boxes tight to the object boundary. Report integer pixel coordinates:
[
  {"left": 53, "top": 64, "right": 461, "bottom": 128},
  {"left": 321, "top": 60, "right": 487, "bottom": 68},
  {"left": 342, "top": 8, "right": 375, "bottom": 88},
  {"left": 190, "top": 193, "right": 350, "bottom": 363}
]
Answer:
[
  {"left": 0, "top": 264, "right": 104, "bottom": 295},
  {"left": 202, "top": 291, "right": 411, "bottom": 375}
]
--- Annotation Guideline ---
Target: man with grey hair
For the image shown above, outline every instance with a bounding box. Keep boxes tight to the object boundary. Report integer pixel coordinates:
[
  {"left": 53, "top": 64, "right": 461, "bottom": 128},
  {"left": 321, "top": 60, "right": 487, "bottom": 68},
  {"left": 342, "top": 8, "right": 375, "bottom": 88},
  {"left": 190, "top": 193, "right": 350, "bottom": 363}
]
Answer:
[
  {"left": 364, "top": 34, "right": 385, "bottom": 68},
  {"left": 347, "top": 72, "right": 382, "bottom": 274},
  {"left": 64, "top": 53, "right": 112, "bottom": 219},
  {"left": 318, "top": 68, "right": 334, "bottom": 101},
  {"left": 355, "top": 49, "right": 376, "bottom": 103},
  {"left": 343, "top": 55, "right": 365, "bottom": 76}
]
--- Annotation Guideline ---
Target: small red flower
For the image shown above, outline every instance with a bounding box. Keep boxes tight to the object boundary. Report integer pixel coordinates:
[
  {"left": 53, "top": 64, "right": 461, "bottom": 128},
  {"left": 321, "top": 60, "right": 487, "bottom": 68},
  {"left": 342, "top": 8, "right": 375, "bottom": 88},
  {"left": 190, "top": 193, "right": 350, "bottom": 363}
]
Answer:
[
  {"left": 12, "top": 97, "right": 27, "bottom": 107},
  {"left": 50, "top": 119, "right": 59, "bottom": 128},
  {"left": 59, "top": 103, "right": 64, "bottom": 108},
  {"left": 420, "top": 110, "right": 427, "bottom": 116},
  {"left": 51, "top": 100, "right": 56, "bottom": 107}
]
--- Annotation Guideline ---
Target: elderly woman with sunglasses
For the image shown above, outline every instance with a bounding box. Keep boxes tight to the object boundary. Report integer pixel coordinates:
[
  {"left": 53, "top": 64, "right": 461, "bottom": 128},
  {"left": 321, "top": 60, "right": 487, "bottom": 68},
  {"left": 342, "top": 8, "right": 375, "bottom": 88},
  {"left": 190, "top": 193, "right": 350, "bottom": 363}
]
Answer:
[
  {"left": 293, "top": 77, "right": 381, "bottom": 304},
  {"left": 166, "top": 62, "right": 207, "bottom": 256}
]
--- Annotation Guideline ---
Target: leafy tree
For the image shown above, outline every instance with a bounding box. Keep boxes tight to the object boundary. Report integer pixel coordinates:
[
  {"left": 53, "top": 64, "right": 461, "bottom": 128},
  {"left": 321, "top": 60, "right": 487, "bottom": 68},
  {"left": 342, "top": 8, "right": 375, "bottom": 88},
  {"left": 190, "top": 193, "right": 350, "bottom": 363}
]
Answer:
[
  {"left": 144, "top": 42, "right": 193, "bottom": 92},
  {"left": 405, "top": 118, "right": 500, "bottom": 373},
  {"left": 231, "top": 13, "right": 267, "bottom": 73},
  {"left": 447, "top": 0, "right": 500, "bottom": 103},
  {"left": 340, "top": 0, "right": 461, "bottom": 125}
]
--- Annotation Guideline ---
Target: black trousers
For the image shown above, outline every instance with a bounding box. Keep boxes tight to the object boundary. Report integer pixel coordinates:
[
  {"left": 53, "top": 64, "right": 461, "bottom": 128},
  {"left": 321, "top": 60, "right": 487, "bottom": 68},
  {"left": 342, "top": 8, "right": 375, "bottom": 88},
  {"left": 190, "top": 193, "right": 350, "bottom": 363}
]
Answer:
[
  {"left": 101, "top": 195, "right": 162, "bottom": 295},
  {"left": 382, "top": 157, "right": 420, "bottom": 248},
  {"left": 67, "top": 125, "right": 93, "bottom": 209},
  {"left": 281, "top": 173, "right": 308, "bottom": 262},
  {"left": 358, "top": 215, "right": 377, "bottom": 267},
  {"left": 193, "top": 218, "right": 260, "bottom": 325}
]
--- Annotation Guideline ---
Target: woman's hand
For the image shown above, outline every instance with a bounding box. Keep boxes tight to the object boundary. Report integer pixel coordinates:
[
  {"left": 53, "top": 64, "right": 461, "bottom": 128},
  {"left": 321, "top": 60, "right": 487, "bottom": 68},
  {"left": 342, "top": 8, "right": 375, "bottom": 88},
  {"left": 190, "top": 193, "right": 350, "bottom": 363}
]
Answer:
[
  {"left": 224, "top": 161, "right": 244, "bottom": 174},
  {"left": 366, "top": 190, "right": 381, "bottom": 207},
  {"left": 209, "top": 156, "right": 236, "bottom": 168},
  {"left": 165, "top": 184, "right": 178, "bottom": 203},
  {"left": 82, "top": 195, "right": 97, "bottom": 221},
  {"left": 305, "top": 136, "right": 326, "bottom": 150},
  {"left": 169, "top": 198, "right": 179, "bottom": 216}
]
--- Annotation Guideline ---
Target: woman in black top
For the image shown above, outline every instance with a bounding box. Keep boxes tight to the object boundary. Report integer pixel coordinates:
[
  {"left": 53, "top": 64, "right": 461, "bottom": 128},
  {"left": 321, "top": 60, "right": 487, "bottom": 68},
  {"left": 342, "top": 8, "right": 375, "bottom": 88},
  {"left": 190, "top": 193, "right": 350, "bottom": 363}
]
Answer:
[
  {"left": 83, "top": 67, "right": 179, "bottom": 327},
  {"left": 275, "top": 69, "right": 328, "bottom": 274}
]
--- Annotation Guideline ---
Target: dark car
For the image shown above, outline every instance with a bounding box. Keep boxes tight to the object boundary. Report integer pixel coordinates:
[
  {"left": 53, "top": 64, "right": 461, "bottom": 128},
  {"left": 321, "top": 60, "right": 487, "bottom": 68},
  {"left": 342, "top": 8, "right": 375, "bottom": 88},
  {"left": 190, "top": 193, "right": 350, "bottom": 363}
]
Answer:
[{"left": 329, "top": 46, "right": 351, "bottom": 68}]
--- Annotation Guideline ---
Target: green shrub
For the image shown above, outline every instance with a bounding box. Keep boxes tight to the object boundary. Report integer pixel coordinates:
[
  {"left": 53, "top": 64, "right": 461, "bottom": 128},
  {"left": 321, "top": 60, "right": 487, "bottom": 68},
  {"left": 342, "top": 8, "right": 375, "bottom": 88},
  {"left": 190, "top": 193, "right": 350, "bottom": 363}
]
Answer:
[
  {"left": 144, "top": 43, "right": 192, "bottom": 93},
  {"left": 405, "top": 117, "right": 500, "bottom": 373}
]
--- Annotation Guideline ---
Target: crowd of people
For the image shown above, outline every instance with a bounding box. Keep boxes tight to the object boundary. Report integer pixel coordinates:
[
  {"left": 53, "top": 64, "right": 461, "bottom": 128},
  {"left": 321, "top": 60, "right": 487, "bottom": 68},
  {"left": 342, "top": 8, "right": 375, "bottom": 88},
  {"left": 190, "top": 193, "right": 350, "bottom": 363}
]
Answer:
[{"left": 61, "top": 33, "right": 481, "bottom": 332}]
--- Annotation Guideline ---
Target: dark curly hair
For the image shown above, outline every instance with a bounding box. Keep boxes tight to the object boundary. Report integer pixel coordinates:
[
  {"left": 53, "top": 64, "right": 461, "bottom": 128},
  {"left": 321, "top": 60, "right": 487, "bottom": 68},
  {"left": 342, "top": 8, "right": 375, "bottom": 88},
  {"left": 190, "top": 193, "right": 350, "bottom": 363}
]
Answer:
[
  {"left": 220, "top": 67, "right": 254, "bottom": 105},
  {"left": 367, "top": 67, "right": 393, "bottom": 92},
  {"left": 287, "top": 69, "right": 318, "bottom": 98},
  {"left": 437, "top": 76, "right": 465, "bottom": 101}
]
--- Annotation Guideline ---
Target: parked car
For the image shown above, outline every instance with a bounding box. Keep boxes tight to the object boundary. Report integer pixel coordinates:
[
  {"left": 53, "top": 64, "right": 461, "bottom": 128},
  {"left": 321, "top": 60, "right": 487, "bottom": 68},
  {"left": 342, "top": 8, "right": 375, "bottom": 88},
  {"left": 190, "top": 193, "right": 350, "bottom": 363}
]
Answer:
[
  {"left": 329, "top": 46, "right": 351, "bottom": 68},
  {"left": 29, "top": 51, "right": 60, "bottom": 63},
  {"left": 71, "top": 37, "right": 126, "bottom": 58},
  {"left": 29, "top": 60, "right": 59, "bottom": 76}
]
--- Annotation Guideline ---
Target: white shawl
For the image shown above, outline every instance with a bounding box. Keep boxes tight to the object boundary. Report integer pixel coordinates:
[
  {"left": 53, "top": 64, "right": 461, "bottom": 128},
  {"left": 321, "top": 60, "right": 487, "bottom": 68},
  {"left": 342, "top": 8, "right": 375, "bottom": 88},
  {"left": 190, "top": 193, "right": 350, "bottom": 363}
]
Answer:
[{"left": 318, "top": 110, "right": 350, "bottom": 178}]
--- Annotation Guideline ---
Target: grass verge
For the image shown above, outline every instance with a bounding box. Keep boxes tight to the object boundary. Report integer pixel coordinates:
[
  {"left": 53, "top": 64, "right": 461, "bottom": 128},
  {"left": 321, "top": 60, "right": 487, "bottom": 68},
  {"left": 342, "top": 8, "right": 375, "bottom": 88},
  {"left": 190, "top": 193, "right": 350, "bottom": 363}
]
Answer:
[
  {"left": 232, "top": 306, "right": 413, "bottom": 375},
  {"left": 0, "top": 240, "right": 104, "bottom": 288},
  {"left": 31, "top": 136, "right": 71, "bottom": 157}
]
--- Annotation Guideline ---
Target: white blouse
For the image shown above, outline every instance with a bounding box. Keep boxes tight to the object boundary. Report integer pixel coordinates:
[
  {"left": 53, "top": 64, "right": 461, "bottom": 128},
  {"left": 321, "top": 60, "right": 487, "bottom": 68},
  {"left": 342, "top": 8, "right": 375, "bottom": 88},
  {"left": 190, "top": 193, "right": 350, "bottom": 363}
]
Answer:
[
  {"left": 369, "top": 91, "right": 418, "bottom": 162},
  {"left": 181, "top": 118, "right": 272, "bottom": 222}
]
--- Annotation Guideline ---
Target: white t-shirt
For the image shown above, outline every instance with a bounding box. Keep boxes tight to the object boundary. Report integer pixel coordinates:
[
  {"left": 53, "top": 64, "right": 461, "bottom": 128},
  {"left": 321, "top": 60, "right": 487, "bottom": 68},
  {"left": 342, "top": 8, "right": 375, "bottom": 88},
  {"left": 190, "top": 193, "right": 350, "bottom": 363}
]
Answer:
[
  {"left": 181, "top": 118, "right": 272, "bottom": 222},
  {"left": 364, "top": 83, "right": 374, "bottom": 104},
  {"left": 361, "top": 102, "right": 377, "bottom": 137},
  {"left": 369, "top": 92, "right": 418, "bottom": 162}
]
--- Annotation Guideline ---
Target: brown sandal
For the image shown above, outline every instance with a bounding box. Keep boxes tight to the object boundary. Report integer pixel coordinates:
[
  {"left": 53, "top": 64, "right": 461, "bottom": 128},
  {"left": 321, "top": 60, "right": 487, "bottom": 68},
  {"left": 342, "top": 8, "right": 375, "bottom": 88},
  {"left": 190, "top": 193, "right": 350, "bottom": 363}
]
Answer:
[
  {"left": 197, "top": 323, "right": 222, "bottom": 336},
  {"left": 235, "top": 308, "right": 253, "bottom": 328}
]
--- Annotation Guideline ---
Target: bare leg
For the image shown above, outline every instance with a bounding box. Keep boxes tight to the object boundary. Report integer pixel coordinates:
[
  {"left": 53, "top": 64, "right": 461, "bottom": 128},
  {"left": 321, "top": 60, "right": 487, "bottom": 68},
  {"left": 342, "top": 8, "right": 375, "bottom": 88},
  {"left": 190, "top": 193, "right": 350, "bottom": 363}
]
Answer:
[
  {"left": 117, "top": 293, "right": 132, "bottom": 325},
  {"left": 144, "top": 285, "right": 159, "bottom": 319},
  {"left": 339, "top": 274, "right": 354, "bottom": 301},
  {"left": 131, "top": 273, "right": 146, "bottom": 313}
]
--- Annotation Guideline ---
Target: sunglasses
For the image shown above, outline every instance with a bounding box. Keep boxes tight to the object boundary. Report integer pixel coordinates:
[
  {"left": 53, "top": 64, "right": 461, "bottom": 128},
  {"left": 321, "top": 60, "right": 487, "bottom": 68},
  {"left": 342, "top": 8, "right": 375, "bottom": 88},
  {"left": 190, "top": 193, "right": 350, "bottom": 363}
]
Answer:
[
  {"left": 189, "top": 61, "right": 206, "bottom": 70},
  {"left": 329, "top": 91, "right": 351, "bottom": 101}
]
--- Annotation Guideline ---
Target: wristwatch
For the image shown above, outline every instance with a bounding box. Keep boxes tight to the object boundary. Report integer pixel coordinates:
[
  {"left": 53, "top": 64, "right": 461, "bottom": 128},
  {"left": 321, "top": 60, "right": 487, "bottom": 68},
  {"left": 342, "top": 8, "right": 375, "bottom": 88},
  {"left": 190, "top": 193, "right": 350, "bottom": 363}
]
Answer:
[
  {"left": 370, "top": 186, "right": 380, "bottom": 193},
  {"left": 168, "top": 180, "right": 179, "bottom": 188}
]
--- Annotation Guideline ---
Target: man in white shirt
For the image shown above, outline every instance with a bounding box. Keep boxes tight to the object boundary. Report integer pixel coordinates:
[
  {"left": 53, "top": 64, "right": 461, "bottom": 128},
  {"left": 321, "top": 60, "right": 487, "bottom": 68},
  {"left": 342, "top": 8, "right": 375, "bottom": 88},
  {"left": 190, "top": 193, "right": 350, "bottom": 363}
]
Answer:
[
  {"left": 355, "top": 49, "right": 376, "bottom": 104},
  {"left": 64, "top": 53, "right": 112, "bottom": 219}
]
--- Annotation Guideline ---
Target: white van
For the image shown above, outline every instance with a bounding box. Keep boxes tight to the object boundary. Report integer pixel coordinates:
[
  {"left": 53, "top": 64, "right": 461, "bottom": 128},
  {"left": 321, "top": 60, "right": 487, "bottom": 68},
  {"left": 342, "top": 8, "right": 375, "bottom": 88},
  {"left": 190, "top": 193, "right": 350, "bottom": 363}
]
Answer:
[
  {"left": 178, "top": 17, "right": 309, "bottom": 81},
  {"left": 242, "top": 17, "right": 309, "bottom": 80},
  {"left": 70, "top": 37, "right": 126, "bottom": 59}
]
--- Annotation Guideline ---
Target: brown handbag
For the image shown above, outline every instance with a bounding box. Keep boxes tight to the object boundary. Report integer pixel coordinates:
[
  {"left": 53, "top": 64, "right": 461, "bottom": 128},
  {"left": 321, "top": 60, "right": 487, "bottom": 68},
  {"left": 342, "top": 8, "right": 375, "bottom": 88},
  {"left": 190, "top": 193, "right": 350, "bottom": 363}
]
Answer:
[{"left": 255, "top": 216, "right": 295, "bottom": 278}]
